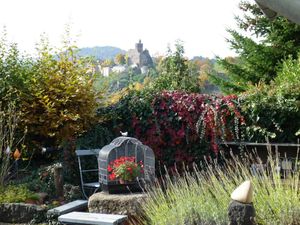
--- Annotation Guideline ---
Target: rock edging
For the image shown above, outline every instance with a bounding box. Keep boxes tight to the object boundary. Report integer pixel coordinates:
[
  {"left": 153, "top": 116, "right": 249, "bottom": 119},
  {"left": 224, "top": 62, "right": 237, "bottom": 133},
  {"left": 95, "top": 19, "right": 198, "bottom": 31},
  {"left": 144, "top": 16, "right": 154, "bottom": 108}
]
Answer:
[{"left": 0, "top": 203, "right": 46, "bottom": 223}]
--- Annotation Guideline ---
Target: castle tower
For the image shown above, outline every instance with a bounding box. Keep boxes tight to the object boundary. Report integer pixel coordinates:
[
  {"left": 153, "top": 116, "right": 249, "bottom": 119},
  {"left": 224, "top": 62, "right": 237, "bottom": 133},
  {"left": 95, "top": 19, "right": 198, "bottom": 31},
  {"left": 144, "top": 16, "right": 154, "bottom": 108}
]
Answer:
[{"left": 135, "top": 40, "right": 143, "bottom": 53}]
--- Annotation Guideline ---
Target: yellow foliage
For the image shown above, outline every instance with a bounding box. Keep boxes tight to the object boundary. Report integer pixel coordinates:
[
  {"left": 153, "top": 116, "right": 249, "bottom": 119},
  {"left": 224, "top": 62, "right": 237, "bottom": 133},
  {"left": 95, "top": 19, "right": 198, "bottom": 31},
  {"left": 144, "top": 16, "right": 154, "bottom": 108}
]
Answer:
[
  {"left": 109, "top": 91, "right": 127, "bottom": 105},
  {"left": 105, "top": 82, "right": 144, "bottom": 106},
  {"left": 19, "top": 42, "right": 101, "bottom": 146}
]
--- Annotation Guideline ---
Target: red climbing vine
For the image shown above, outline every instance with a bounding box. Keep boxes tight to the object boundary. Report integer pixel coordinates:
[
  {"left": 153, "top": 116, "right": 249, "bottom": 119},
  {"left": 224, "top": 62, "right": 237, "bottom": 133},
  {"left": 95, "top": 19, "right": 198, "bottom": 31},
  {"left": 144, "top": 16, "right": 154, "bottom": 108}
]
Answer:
[{"left": 131, "top": 91, "right": 245, "bottom": 166}]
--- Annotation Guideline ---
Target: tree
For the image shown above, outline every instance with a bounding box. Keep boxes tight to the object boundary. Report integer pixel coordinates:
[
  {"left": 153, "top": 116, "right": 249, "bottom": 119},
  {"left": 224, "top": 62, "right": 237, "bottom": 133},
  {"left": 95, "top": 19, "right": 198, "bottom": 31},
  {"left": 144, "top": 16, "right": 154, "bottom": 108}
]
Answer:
[
  {"left": 0, "top": 29, "right": 32, "bottom": 105},
  {"left": 210, "top": 1, "right": 300, "bottom": 94},
  {"left": 152, "top": 42, "right": 201, "bottom": 93},
  {"left": 18, "top": 35, "right": 102, "bottom": 176},
  {"left": 21, "top": 36, "right": 98, "bottom": 143},
  {"left": 115, "top": 53, "right": 126, "bottom": 65},
  {"left": 0, "top": 27, "right": 103, "bottom": 180},
  {"left": 102, "top": 59, "right": 114, "bottom": 67}
]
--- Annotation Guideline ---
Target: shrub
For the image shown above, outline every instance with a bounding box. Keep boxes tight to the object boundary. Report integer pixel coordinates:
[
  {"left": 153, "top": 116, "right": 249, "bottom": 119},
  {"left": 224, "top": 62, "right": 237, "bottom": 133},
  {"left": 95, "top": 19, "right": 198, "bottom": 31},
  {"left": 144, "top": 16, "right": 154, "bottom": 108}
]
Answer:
[
  {"left": 0, "top": 30, "right": 102, "bottom": 181},
  {"left": 0, "top": 185, "right": 38, "bottom": 203},
  {"left": 86, "top": 85, "right": 245, "bottom": 170},
  {"left": 138, "top": 148, "right": 300, "bottom": 225},
  {"left": 0, "top": 102, "right": 25, "bottom": 186},
  {"left": 0, "top": 30, "right": 101, "bottom": 157},
  {"left": 0, "top": 30, "right": 32, "bottom": 105},
  {"left": 21, "top": 36, "right": 100, "bottom": 149},
  {"left": 129, "top": 91, "right": 244, "bottom": 167},
  {"left": 241, "top": 55, "right": 300, "bottom": 143}
]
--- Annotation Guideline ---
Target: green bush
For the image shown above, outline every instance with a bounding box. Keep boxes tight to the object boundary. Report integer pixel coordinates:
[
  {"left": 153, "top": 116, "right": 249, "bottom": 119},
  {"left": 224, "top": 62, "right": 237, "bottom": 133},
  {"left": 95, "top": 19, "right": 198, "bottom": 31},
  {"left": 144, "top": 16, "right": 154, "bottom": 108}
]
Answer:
[
  {"left": 139, "top": 149, "right": 300, "bottom": 225},
  {"left": 0, "top": 185, "right": 38, "bottom": 203},
  {"left": 241, "top": 55, "right": 300, "bottom": 142}
]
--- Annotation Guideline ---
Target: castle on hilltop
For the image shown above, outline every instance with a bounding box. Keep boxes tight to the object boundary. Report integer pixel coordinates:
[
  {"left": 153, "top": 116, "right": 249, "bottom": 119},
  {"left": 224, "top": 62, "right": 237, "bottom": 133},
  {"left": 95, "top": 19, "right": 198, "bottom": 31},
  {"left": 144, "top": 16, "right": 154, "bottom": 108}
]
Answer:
[
  {"left": 101, "top": 40, "right": 153, "bottom": 76},
  {"left": 127, "top": 40, "right": 153, "bottom": 68}
]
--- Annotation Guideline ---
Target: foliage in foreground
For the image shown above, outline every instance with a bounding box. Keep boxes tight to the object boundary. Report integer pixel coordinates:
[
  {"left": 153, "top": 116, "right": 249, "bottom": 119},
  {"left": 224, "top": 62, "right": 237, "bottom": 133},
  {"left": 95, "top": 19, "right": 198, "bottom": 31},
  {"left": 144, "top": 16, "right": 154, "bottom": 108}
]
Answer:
[
  {"left": 138, "top": 149, "right": 300, "bottom": 225},
  {"left": 0, "top": 185, "right": 38, "bottom": 203}
]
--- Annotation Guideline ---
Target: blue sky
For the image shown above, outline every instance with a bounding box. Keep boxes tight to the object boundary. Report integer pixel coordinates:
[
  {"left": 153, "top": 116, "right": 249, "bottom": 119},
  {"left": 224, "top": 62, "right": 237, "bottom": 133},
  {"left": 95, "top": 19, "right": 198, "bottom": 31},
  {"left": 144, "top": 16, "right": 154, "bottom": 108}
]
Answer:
[{"left": 0, "top": 0, "right": 253, "bottom": 58}]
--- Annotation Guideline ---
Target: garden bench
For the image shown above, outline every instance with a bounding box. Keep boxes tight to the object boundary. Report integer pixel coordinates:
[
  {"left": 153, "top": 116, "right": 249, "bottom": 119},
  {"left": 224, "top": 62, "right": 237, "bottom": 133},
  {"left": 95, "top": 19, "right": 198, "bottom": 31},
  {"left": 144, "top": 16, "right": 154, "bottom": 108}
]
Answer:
[
  {"left": 47, "top": 200, "right": 88, "bottom": 217},
  {"left": 58, "top": 211, "right": 127, "bottom": 225}
]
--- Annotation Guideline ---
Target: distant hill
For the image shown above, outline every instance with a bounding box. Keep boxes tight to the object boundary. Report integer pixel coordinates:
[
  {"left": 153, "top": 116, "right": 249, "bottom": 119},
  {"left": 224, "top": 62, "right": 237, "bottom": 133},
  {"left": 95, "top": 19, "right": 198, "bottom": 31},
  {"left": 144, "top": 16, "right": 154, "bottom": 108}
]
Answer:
[
  {"left": 78, "top": 46, "right": 126, "bottom": 60},
  {"left": 192, "top": 56, "right": 216, "bottom": 64}
]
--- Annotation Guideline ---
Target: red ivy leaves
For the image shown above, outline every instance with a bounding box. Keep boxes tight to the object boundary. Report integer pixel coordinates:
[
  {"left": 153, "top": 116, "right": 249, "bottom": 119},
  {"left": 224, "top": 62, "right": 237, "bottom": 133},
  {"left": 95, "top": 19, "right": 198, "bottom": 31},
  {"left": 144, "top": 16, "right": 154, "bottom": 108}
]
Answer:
[{"left": 131, "top": 91, "right": 245, "bottom": 165}]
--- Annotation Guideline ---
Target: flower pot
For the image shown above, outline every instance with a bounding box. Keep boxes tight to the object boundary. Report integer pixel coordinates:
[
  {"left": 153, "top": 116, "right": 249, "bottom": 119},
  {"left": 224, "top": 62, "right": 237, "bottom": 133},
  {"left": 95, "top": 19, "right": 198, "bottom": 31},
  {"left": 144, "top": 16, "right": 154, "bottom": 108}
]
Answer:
[{"left": 102, "top": 182, "right": 144, "bottom": 194}]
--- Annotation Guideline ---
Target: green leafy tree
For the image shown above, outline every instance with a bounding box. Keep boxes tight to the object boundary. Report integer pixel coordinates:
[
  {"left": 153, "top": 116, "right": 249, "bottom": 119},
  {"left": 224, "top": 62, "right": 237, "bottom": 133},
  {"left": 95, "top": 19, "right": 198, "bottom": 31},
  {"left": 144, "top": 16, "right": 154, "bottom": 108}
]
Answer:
[
  {"left": 0, "top": 30, "right": 32, "bottom": 104},
  {"left": 211, "top": 1, "right": 300, "bottom": 94},
  {"left": 152, "top": 42, "right": 201, "bottom": 93}
]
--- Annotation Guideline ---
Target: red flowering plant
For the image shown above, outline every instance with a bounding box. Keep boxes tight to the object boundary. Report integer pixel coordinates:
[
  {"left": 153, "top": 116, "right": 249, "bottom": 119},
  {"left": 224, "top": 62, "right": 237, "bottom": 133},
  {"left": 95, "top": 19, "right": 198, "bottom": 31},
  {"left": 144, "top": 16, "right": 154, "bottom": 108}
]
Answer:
[{"left": 108, "top": 156, "right": 143, "bottom": 183}]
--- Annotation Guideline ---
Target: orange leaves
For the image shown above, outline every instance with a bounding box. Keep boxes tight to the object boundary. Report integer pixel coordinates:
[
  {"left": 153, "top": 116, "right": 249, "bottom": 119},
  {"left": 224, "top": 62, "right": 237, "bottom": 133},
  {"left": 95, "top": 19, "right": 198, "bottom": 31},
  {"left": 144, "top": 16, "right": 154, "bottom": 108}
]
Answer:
[{"left": 13, "top": 149, "right": 21, "bottom": 160}]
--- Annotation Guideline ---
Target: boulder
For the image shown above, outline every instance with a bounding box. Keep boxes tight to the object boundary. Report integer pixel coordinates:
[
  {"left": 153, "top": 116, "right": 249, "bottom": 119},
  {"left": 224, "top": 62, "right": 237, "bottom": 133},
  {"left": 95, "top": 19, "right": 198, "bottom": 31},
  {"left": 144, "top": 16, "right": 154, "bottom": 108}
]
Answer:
[
  {"left": 228, "top": 201, "right": 256, "bottom": 225},
  {"left": 88, "top": 192, "right": 147, "bottom": 216}
]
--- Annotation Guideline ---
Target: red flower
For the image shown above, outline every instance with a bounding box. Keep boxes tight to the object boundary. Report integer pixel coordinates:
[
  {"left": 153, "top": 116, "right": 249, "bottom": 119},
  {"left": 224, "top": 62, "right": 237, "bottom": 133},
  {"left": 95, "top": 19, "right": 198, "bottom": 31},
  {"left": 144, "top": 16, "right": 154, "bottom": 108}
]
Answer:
[
  {"left": 109, "top": 173, "right": 116, "bottom": 180},
  {"left": 107, "top": 156, "right": 144, "bottom": 182}
]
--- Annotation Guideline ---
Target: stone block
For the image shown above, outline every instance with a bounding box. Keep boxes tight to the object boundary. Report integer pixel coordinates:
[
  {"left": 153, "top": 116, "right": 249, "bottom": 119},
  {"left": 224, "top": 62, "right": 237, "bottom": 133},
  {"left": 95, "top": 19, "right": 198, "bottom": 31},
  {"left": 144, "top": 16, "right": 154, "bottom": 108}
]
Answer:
[{"left": 88, "top": 192, "right": 147, "bottom": 216}]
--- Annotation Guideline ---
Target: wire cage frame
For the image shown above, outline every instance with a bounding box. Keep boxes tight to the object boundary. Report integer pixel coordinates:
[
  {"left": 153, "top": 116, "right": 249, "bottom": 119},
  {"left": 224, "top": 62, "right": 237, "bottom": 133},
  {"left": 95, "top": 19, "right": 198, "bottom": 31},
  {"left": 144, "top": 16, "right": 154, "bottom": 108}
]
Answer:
[{"left": 98, "top": 136, "right": 155, "bottom": 193}]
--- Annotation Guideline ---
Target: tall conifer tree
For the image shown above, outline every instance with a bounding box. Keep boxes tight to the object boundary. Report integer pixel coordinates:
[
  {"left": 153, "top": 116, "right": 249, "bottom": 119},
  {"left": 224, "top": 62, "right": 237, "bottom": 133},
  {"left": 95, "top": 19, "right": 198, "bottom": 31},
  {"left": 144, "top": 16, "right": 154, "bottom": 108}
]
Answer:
[{"left": 211, "top": 1, "right": 300, "bottom": 94}]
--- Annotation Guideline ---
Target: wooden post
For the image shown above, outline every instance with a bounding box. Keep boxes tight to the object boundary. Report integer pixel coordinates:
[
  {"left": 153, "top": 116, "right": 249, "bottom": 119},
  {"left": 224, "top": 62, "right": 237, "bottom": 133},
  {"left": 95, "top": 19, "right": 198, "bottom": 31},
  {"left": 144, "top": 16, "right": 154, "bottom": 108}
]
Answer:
[{"left": 54, "top": 165, "right": 64, "bottom": 199}]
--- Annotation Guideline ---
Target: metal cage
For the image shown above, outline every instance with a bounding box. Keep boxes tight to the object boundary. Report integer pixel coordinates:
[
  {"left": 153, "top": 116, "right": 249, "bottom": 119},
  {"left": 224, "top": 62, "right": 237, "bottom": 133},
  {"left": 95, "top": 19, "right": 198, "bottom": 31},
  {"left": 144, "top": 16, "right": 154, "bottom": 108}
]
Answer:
[{"left": 98, "top": 136, "right": 155, "bottom": 193}]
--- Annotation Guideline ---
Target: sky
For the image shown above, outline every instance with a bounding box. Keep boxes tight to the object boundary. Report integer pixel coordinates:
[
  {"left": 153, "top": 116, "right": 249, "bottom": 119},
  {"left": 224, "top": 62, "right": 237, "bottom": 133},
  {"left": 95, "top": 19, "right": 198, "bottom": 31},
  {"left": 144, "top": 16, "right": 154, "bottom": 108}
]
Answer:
[{"left": 0, "top": 0, "right": 252, "bottom": 58}]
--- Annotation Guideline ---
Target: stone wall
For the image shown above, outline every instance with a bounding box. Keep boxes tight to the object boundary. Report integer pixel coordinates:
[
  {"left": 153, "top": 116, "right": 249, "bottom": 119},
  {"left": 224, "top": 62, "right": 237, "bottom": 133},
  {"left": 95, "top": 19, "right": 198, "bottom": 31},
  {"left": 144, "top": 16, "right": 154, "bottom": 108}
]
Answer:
[{"left": 0, "top": 203, "right": 46, "bottom": 223}]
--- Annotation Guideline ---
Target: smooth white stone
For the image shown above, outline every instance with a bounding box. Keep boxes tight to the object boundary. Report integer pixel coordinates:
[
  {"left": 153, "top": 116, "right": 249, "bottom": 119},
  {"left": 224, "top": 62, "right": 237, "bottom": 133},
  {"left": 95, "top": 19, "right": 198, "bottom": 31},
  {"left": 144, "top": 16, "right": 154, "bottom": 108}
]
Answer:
[{"left": 231, "top": 180, "right": 253, "bottom": 204}]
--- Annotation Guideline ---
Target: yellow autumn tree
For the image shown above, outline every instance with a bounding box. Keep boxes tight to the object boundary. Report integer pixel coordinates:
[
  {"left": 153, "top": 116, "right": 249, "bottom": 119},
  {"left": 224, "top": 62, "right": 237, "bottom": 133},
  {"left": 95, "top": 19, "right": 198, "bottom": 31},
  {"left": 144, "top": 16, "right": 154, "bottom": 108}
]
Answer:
[{"left": 20, "top": 34, "right": 102, "bottom": 174}]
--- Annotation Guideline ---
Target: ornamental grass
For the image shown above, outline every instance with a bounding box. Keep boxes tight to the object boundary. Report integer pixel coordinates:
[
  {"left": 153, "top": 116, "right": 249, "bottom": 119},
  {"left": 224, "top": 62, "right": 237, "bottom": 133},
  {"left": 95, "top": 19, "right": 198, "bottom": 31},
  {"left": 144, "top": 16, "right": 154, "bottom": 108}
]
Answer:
[{"left": 135, "top": 145, "right": 300, "bottom": 225}]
